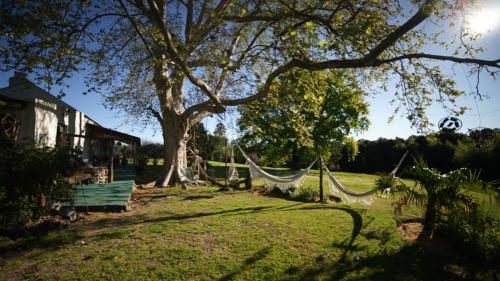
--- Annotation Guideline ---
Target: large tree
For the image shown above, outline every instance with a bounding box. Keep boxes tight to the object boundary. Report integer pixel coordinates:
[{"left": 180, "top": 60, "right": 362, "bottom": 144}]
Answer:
[
  {"left": 238, "top": 69, "right": 369, "bottom": 168},
  {"left": 2, "top": 0, "right": 500, "bottom": 186}
]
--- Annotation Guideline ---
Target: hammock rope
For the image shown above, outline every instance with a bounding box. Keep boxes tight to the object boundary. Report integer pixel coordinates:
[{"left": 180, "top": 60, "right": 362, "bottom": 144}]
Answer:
[
  {"left": 389, "top": 150, "right": 409, "bottom": 177},
  {"left": 236, "top": 145, "right": 317, "bottom": 192}
]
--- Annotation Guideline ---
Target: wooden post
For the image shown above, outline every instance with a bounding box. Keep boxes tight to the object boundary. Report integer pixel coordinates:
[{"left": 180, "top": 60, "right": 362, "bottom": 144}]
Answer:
[
  {"left": 245, "top": 172, "right": 252, "bottom": 189},
  {"left": 109, "top": 141, "right": 114, "bottom": 183},
  {"left": 319, "top": 156, "right": 324, "bottom": 203}
]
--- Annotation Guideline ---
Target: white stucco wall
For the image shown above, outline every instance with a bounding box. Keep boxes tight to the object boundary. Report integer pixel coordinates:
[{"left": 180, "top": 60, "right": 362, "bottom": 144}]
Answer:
[
  {"left": 67, "top": 110, "right": 82, "bottom": 149},
  {"left": 33, "top": 99, "right": 58, "bottom": 147}
]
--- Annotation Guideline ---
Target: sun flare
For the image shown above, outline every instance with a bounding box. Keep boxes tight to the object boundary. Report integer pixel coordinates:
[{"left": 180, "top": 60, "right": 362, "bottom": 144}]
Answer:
[{"left": 466, "top": 7, "right": 500, "bottom": 34}]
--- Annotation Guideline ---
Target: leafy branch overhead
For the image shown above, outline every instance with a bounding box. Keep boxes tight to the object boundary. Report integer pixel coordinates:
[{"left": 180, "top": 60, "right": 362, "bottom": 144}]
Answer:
[
  {"left": 2, "top": 0, "right": 500, "bottom": 185},
  {"left": 1, "top": 1, "right": 499, "bottom": 126}
]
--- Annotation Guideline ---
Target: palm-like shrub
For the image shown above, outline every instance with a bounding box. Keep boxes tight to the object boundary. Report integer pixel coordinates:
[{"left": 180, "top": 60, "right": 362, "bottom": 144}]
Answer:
[
  {"left": 375, "top": 173, "right": 397, "bottom": 190},
  {"left": 396, "top": 157, "right": 476, "bottom": 238}
]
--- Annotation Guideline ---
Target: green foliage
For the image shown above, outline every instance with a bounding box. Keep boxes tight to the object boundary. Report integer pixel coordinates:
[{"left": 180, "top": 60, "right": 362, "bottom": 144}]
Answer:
[
  {"left": 375, "top": 173, "right": 397, "bottom": 190},
  {"left": 342, "top": 137, "right": 359, "bottom": 162},
  {"left": 0, "top": 145, "right": 82, "bottom": 229},
  {"left": 344, "top": 131, "right": 500, "bottom": 181},
  {"left": 396, "top": 156, "right": 477, "bottom": 235},
  {"left": 288, "top": 188, "right": 320, "bottom": 203},
  {"left": 137, "top": 142, "right": 164, "bottom": 161},
  {"left": 187, "top": 122, "right": 211, "bottom": 160},
  {"left": 238, "top": 69, "right": 369, "bottom": 168},
  {"left": 438, "top": 207, "right": 500, "bottom": 263},
  {"left": 267, "top": 186, "right": 320, "bottom": 203},
  {"left": 188, "top": 121, "right": 230, "bottom": 162},
  {"left": 209, "top": 122, "right": 230, "bottom": 162},
  {"left": 136, "top": 142, "right": 163, "bottom": 174}
]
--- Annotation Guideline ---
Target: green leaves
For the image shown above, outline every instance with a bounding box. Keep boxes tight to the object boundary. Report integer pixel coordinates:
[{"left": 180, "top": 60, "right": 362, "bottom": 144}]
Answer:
[
  {"left": 396, "top": 155, "right": 480, "bottom": 234},
  {"left": 238, "top": 69, "right": 369, "bottom": 166}
]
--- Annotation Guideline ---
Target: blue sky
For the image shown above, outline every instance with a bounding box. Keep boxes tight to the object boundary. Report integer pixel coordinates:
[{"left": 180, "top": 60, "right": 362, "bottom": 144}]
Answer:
[{"left": 1, "top": 0, "right": 499, "bottom": 143}]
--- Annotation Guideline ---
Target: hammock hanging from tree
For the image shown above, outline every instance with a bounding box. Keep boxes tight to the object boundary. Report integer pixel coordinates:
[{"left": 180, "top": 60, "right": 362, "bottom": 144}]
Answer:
[
  {"left": 321, "top": 150, "right": 409, "bottom": 206},
  {"left": 237, "top": 145, "right": 317, "bottom": 192},
  {"left": 322, "top": 159, "right": 377, "bottom": 206}
]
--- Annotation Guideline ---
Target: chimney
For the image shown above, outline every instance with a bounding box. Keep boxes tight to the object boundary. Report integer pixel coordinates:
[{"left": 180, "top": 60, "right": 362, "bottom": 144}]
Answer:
[{"left": 9, "top": 72, "right": 29, "bottom": 87}]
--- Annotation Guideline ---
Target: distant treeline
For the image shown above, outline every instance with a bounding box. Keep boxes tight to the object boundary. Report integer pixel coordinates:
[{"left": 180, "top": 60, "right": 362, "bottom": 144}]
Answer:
[
  {"left": 138, "top": 124, "right": 499, "bottom": 182},
  {"left": 342, "top": 130, "right": 499, "bottom": 181}
]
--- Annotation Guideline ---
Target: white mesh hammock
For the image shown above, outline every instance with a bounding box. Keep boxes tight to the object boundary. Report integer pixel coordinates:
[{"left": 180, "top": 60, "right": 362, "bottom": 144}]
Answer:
[
  {"left": 322, "top": 150, "right": 408, "bottom": 207},
  {"left": 237, "top": 145, "right": 317, "bottom": 192},
  {"left": 322, "top": 159, "right": 377, "bottom": 206}
]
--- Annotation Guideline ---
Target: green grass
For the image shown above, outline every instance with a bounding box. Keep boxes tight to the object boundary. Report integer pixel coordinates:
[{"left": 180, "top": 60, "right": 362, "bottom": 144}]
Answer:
[
  {"left": 3, "top": 161, "right": 493, "bottom": 280},
  {"left": 1, "top": 167, "right": 498, "bottom": 280}
]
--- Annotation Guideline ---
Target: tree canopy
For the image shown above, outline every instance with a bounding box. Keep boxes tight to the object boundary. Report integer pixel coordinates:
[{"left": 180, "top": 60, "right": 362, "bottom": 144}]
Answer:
[
  {"left": 238, "top": 69, "right": 369, "bottom": 167},
  {"left": 2, "top": 0, "right": 500, "bottom": 186}
]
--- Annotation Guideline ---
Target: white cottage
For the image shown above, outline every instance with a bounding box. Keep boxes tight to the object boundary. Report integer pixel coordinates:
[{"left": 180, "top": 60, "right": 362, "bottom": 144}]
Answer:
[{"left": 0, "top": 72, "right": 140, "bottom": 182}]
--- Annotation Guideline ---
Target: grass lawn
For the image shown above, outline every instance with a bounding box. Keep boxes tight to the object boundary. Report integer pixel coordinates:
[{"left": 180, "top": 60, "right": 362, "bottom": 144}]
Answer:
[{"left": 1, "top": 164, "right": 497, "bottom": 280}]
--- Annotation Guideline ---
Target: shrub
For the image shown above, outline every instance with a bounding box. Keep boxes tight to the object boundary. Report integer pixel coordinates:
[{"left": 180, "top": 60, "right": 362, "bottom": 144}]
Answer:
[
  {"left": 438, "top": 208, "right": 500, "bottom": 264},
  {"left": 396, "top": 156, "right": 477, "bottom": 238},
  {"left": 0, "top": 144, "right": 82, "bottom": 230},
  {"left": 375, "top": 173, "right": 397, "bottom": 190},
  {"left": 288, "top": 187, "right": 319, "bottom": 202}
]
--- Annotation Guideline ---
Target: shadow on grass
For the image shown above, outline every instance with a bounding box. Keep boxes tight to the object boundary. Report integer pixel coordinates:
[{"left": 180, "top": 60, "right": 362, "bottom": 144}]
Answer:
[
  {"left": 280, "top": 208, "right": 497, "bottom": 281},
  {"left": 84, "top": 205, "right": 275, "bottom": 232},
  {"left": 297, "top": 206, "right": 363, "bottom": 247},
  {"left": 0, "top": 225, "right": 84, "bottom": 259},
  {"left": 94, "top": 228, "right": 131, "bottom": 241},
  {"left": 182, "top": 195, "right": 215, "bottom": 201},
  {"left": 219, "top": 246, "right": 273, "bottom": 281},
  {"left": 285, "top": 241, "right": 497, "bottom": 281}
]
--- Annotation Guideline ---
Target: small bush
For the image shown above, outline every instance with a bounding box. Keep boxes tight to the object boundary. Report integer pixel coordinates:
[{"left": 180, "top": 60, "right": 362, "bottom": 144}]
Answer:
[
  {"left": 0, "top": 145, "right": 82, "bottom": 230},
  {"left": 264, "top": 186, "right": 319, "bottom": 202},
  {"left": 288, "top": 187, "right": 319, "bottom": 202},
  {"left": 375, "top": 173, "right": 397, "bottom": 190},
  {"left": 438, "top": 208, "right": 500, "bottom": 264}
]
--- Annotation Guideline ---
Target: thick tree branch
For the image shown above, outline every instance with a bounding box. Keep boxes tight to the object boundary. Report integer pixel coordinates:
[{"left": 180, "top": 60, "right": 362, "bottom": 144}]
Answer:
[
  {"left": 135, "top": 0, "right": 225, "bottom": 111},
  {"left": 185, "top": 0, "right": 193, "bottom": 43},
  {"left": 380, "top": 54, "right": 500, "bottom": 68},
  {"left": 148, "top": 105, "right": 163, "bottom": 124},
  {"left": 365, "top": 0, "right": 435, "bottom": 62},
  {"left": 220, "top": 53, "right": 500, "bottom": 107}
]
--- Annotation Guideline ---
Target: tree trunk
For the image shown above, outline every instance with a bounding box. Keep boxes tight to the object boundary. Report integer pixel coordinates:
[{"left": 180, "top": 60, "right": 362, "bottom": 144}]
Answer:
[
  {"left": 290, "top": 145, "right": 300, "bottom": 170},
  {"left": 155, "top": 111, "right": 189, "bottom": 187},
  {"left": 420, "top": 195, "right": 438, "bottom": 239},
  {"left": 151, "top": 60, "right": 192, "bottom": 188}
]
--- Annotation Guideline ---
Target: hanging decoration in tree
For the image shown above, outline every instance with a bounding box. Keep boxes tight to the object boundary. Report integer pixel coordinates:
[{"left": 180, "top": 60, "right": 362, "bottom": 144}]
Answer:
[{"left": 438, "top": 116, "right": 462, "bottom": 132}]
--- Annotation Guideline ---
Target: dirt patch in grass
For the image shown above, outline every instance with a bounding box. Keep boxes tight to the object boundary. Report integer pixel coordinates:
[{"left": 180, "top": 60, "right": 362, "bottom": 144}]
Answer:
[
  {"left": 397, "top": 222, "right": 464, "bottom": 266},
  {"left": 398, "top": 222, "right": 422, "bottom": 242}
]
